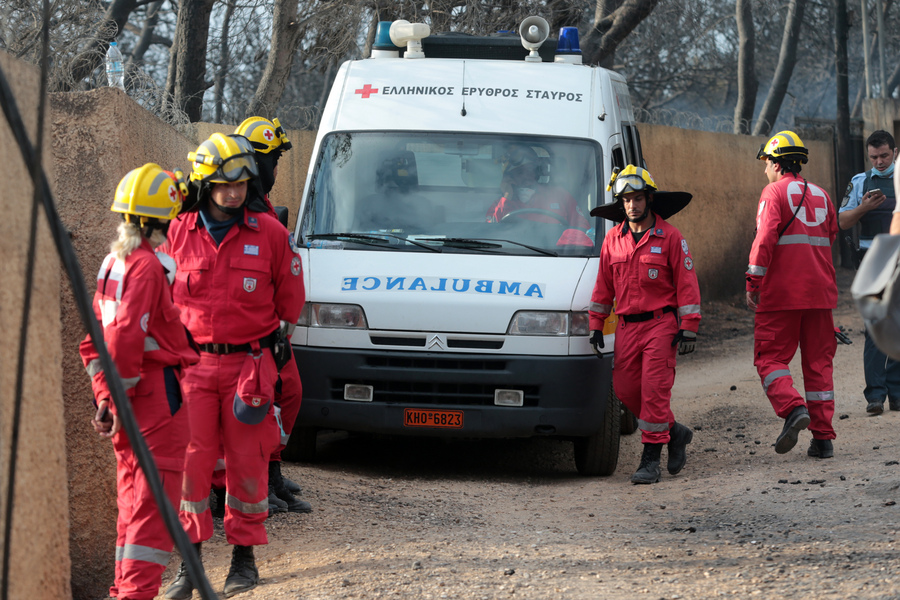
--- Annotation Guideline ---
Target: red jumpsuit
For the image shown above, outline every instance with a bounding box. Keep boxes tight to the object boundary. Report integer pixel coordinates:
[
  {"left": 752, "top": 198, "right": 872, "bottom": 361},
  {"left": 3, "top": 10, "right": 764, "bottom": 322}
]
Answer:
[
  {"left": 212, "top": 199, "right": 303, "bottom": 488},
  {"left": 486, "top": 185, "right": 590, "bottom": 228},
  {"left": 261, "top": 197, "right": 303, "bottom": 461},
  {"left": 589, "top": 216, "right": 701, "bottom": 444},
  {"left": 747, "top": 174, "right": 838, "bottom": 440},
  {"left": 165, "top": 209, "right": 304, "bottom": 546},
  {"left": 79, "top": 241, "right": 198, "bottom": 600}
]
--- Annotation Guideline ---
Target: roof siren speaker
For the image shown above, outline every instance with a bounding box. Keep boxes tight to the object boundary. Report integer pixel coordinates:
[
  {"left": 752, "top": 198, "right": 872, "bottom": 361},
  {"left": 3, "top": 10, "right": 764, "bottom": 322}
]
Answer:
[
  {"left": 390, "top": 20, "right": 431, "bottom": 59},
  {"left": 519, "top": 16, "right": 550, "bottom": 63}
]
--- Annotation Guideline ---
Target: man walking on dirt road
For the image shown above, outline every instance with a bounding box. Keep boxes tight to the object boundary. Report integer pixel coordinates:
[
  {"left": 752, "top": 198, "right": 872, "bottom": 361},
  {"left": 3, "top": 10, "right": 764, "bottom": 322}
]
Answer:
[
  {"left": 589, "top": 165, "right": 700, "bottom": 484},
  {"left": 747, "top": 131, "right": 838, "bottom": 459}
]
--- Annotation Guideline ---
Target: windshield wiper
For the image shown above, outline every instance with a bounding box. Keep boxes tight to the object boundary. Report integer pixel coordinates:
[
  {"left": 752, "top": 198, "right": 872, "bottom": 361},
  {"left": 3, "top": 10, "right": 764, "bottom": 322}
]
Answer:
[
  {"left": 307, "top": 232, "right": 441, "bottom": 252},
  {"left": 432, "top": 237, "right": 557, "bottom": 257}
]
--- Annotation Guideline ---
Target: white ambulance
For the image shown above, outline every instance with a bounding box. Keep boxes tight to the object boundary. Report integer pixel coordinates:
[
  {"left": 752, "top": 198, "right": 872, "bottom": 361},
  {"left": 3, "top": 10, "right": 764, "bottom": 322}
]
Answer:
[{"left": 288, "top": 17, "right": 644, "bottom": 475}]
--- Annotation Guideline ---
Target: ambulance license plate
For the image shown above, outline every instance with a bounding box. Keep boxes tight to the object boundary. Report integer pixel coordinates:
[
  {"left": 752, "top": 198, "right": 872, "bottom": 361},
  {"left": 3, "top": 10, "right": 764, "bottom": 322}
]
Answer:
[{"left": 403, "top": 408, "right": 464, "bottom": 429}]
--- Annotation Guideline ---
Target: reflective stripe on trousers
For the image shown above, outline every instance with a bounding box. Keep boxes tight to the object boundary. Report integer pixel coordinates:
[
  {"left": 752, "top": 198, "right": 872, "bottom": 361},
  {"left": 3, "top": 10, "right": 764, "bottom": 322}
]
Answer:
[
  {"left": 763, "top": 369, "right": 791, "bottom": 393},
  {"left": 117, "top": 543, "right": 171, "bottom": 566},
  {"left": 637, "top": 419, "right": 669, "bottom": 432}
]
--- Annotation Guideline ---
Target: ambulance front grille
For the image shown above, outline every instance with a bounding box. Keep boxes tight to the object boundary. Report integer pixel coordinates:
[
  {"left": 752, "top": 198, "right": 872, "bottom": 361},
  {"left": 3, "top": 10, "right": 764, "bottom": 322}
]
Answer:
[{"left": 366, "top": 355, "right": 506, "bottom": 370}]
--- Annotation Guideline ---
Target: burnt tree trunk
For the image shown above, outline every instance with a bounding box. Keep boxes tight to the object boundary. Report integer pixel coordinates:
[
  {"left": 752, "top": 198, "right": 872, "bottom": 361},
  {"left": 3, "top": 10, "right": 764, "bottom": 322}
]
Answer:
[
  {"left": 733, "top": 0, "right": 758, "bottom": 134},
  {"left": 751, "top": 0, "right": 807, "bottom": 137}
]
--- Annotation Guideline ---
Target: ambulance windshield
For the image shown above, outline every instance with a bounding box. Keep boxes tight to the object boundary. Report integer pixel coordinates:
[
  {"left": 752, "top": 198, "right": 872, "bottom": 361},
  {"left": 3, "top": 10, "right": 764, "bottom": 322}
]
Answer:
[{"left": 300, "top": 132, "right": 602, "bottom": 256}]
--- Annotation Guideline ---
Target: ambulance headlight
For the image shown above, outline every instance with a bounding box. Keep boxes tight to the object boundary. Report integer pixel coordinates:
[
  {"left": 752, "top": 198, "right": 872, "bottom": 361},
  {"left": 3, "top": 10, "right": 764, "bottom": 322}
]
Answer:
[
  {"left": 569, "top": 312, "right": 590, "bottom": 336},
  {"left": 508, "top": 311, "right": 568, "bottom": 336},
  {"left": 298, "top": 303, "right": 368, "bottom": 329},
  {"left": 507, "top": 311, "right": 590, "bottom": 336}
]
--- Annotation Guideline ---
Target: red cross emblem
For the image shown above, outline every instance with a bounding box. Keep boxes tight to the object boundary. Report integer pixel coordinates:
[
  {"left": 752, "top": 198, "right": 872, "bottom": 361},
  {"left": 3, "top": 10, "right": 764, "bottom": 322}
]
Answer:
[
  {"left": 168, "top": 185, "right": 178, "bottom": 202},
  {"left": 263, "top": 128, "right": 274, "bottom": 140},
  {"left": 355, "top": 84, "right": 379, "bottom": 99}
]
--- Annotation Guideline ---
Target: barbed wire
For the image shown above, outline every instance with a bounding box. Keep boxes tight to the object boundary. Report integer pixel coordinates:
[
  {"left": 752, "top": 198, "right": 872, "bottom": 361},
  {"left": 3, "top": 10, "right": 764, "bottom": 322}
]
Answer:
[
  {"left": 124, "top": 67, "right": 190, "bottom": 128},
  {"left": 634, "top": 107, "right": 761, "bottom": 135}
]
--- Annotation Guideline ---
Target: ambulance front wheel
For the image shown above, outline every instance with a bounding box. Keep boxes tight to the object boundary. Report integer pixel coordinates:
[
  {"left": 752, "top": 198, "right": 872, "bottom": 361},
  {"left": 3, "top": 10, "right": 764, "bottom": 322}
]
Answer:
[
  {"left": 573, "top": 384, "right": 621, "bottom": 476},
  {"left": 282, "top": 426, "right": 319, "bottom": 463},
  {"left": 620, "top": 402, "right": 638, "bottom": 435}
]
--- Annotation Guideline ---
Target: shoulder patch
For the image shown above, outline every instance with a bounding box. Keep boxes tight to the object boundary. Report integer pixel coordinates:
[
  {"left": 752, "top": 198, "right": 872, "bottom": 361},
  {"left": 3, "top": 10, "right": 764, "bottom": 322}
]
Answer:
[
  {"left": 681, "top": 239, "right": 689, "bottom": 255},
  {"left": 684, "top": 257, "right": 694, "bottom": 271},
  {"left": 841, "top": 182, "right": 853, "bottom": 208}
]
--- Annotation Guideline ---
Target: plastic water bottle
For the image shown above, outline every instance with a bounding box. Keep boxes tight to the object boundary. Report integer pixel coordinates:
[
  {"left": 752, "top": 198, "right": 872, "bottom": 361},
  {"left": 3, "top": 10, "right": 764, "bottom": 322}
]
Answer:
[{"left": 105, "top": 41, "right": 125, "bottom": 90}]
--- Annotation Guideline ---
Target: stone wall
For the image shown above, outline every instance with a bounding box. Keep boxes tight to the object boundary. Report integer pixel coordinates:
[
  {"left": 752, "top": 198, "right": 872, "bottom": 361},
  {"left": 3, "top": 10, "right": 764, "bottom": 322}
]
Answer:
[
  {"left": 641, "top": 124, "right": 836, "bottom": 302},
  {"left": 0, "top": 51, "right": 70, "bottom": 600},
  {"left": 51, "top": 87, "right": 199, "bottom": 599}
]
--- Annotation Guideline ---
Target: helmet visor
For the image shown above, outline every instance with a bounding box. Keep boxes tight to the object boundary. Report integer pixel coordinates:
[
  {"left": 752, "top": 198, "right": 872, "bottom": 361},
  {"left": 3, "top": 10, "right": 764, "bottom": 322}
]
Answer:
[
  {"left": 209, "top": 153, "right": 259, "bottom": 183},
  {"left": 612, "top": 174, "right": 650, "bottom": 197}
]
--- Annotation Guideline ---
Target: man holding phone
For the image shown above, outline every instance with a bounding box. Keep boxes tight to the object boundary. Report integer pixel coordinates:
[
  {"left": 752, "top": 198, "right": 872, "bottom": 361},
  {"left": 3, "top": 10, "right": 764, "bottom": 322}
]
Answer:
[{"left": 839, "top": 130, "right": 900, "bottom": 415}]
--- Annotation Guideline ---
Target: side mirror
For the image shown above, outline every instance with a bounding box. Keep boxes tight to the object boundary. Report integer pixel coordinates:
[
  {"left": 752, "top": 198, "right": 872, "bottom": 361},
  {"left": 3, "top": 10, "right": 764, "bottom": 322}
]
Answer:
[{"left": 274, "top": 206, "right": 289, "bottom": 228}]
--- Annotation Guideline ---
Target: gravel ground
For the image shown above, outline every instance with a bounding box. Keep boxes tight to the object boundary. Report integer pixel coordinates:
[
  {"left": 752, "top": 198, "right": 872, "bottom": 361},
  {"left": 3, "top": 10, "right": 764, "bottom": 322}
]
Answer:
[{"left": 156, "top": 269, "right": 900, "bottom": 600}]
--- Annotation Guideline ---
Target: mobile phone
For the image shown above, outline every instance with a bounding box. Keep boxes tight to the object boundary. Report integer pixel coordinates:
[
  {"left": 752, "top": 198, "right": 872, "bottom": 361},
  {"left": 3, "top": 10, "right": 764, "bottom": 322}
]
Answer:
[{"left": 98, "top": 405, "right": 110, "bottom": 422}]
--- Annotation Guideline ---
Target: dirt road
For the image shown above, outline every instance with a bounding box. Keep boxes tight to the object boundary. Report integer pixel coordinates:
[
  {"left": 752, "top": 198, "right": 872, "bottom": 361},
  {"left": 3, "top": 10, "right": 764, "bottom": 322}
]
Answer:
[{"left": 160, "top": 271, "right": 900, "bottom": 599}]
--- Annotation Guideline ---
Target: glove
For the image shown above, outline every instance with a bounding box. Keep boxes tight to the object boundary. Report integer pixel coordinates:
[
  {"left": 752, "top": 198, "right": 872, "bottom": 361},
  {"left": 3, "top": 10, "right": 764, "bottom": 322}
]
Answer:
[
  {"left": 835, "top": 326, "right": 852, "bottom": 345},
  {"left": 589, "top": 330, "right": 605, "bottom": 357},
  {"left": 671, "top": 329, "right": 697, "bottom": 355}
]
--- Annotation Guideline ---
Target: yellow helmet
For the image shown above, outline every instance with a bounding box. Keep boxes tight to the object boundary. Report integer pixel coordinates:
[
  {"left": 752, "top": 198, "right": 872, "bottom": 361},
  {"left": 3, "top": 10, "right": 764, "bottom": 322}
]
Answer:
[
  {"left": 235, "top": 116, "right": 292, "bottom": 154},
  {"left": 607, "top": 164, "right": 657, "bottom": 198},
  {"left": 188, "top": 132, "right": 259, "bottom": 183},
  {"left": 111, "top": 163, "right": 183, "bottom": 224},
  {"left": 757, "top": 130, "right": 809, "bottom": 164}
]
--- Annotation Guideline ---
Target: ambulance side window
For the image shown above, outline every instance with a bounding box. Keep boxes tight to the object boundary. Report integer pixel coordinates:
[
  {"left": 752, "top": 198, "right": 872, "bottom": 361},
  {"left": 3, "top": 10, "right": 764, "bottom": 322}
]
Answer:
[
  {"left": 612, "top": 147, "right": 625, "bottom": 172},
  {"left": 622, "top": 124, "right": 643, "bottom": 167}
]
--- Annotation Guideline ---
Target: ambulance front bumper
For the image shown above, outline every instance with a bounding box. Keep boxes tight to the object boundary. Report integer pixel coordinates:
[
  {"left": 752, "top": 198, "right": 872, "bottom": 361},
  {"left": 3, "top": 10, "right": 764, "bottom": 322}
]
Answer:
[{"left": 292, "top": 347, "right": 613, "bottom": 438}]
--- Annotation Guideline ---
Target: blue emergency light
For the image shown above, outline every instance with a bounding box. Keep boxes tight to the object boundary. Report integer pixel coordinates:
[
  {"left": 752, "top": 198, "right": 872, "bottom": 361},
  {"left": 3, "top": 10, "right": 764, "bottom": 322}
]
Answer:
[
  {"left": 373, "top": 21, "right": 399, "bottom": 51},
  {"left": 556, "top": 27, "right": 581, "bottom": 55}
]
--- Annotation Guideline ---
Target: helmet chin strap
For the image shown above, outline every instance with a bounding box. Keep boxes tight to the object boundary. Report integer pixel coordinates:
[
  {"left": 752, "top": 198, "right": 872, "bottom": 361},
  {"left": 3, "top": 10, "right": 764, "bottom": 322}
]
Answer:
[
  {"left": 215, "top": 202, "right": 244, "bottom": 216},
  {"left": 625, "top": 197, "right": 652, "bottom": 224}
]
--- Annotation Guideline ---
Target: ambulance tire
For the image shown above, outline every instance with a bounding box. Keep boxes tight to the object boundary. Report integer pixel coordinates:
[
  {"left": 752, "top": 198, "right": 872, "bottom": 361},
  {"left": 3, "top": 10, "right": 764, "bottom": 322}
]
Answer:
[
  {"left": 282, "top": 426, "right": 319, "bottom": 463},
  {"left": 620, "top": 400, "right": 638, "bottom": 435},
  {"left": 573, "top": 384, "right": 621, "bottom": 476}
]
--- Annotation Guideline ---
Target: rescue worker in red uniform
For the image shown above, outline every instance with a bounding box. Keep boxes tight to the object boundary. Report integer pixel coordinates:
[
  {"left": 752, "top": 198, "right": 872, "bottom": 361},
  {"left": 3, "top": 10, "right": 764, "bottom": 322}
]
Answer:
[
  {"left": 747, "top": 131, "right": 838, "bottom": 459},
  {"left": 486, "top": 143, "right": 590, "bottom": 228},
  {"left": 235, "top": 116, "right": 309, "bottom": 515},
  {"left": 79, "top": 164, "right": 197, "bottom": 600},
  {"left": 162, "top": 133, "right": 304, "bottom": 599},
  {"left": 588, "top": 165, "right": 700, "bottom": 484}
]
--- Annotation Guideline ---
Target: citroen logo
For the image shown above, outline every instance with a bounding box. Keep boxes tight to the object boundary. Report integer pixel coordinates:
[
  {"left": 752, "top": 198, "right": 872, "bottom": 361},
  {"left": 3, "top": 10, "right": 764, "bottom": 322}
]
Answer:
[{"left": 427, "top": 334, "right": 446, "bottom": 350}]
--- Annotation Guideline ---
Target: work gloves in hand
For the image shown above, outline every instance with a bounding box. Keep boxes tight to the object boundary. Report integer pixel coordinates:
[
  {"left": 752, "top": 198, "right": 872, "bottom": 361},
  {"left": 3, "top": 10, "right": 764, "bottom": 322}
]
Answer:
[
  {"left": 589, "top": 330, "right": 605, "bottom": 356},
  {"left": 671, "top": 329, "right": 697, "bottom": 355}
]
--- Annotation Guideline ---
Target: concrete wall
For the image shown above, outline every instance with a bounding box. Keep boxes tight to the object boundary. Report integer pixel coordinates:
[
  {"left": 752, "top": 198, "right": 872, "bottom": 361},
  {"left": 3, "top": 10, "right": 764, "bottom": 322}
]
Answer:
[
  {"left": 0, "top": 52, "right": 70, "bottom": 599},
  {"left": 641, "top": 124, "right": 836, "bottom": 302}
]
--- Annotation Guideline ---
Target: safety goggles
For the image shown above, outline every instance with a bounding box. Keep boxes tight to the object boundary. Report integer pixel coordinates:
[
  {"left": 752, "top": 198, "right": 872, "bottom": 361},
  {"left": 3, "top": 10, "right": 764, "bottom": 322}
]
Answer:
[
  {"left": 193, "top": 152, "right": 259, "bottom": 183},
  {"left": 611, "top": 174, "right": 650, "bottom": 197}
]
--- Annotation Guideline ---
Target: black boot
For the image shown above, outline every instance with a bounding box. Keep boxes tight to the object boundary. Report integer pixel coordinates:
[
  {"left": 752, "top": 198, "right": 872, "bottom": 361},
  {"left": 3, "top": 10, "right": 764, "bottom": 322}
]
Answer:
[
  {"left": 165, "top": 542, "right": 201, "bottom": 600},
  {"left": 631, "top": 443, "right": 663, "bottom": 484},
  {"left": 775, "top": 405, "right": 810, "bottom": 454},
  {"left": 269, "top": 461, "right": 312, "bottom": 513},
  {"left": 807, "top": 438, "right": 834, "bottom": 459},
  {"left": 267, "top": 483, "right": 288, "bottom": 517},
  {"left": 283, "top": 476, "right": 303, "bottom": 495},
  {"left": 667, "top": 422, "right": 693, "bottom": 475},
  {"left": 224, "top": 545, "right": 259, "bottom": 597}
]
